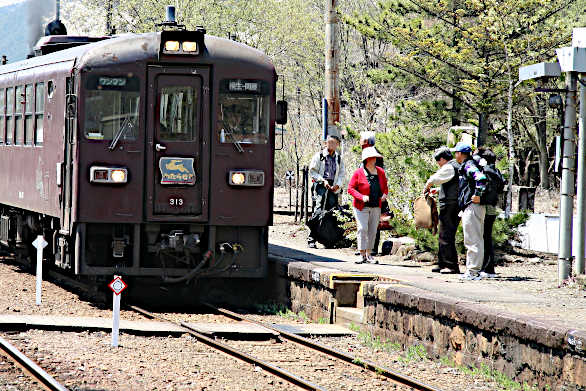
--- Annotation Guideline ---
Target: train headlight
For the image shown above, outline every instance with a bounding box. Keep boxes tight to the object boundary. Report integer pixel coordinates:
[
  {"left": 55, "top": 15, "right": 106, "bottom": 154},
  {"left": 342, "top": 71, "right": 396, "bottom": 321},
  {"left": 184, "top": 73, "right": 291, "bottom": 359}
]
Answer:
[
  {"left": 182, "top": 41, "right": 198, "bottom": 52},
  {"left": 228, "top": 170, "right": 265, "bottom": 187},
  {"left": 230, "top": 172, "right": 246, "bottom": 185},
  {"left": 164, "top": 40, "right": 180, "bottom": 52},
  {"left": 111, "top": 169, "right": 127, "bottom": 183},
  {"left": 90, "top": 166, "right": 128, "bottom": 184}
]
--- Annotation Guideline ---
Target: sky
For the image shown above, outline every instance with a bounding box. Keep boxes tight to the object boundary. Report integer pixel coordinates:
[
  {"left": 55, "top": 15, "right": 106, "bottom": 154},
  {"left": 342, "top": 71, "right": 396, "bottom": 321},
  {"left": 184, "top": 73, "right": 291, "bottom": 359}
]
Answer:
[{"left": 0, "top": 0, "right": 25, "bottom": 6}]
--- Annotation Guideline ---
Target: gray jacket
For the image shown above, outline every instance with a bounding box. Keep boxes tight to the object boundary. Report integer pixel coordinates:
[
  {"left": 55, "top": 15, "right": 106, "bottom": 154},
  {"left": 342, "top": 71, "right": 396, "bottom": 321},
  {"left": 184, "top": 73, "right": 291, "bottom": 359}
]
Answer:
[{"left": 309, "top": 148, "right": 345, "bottom": 194}]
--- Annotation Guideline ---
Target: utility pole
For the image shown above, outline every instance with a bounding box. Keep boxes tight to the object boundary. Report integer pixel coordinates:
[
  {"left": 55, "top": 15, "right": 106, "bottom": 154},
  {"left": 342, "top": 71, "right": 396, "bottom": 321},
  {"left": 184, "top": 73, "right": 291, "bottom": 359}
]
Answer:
[
  {"left": 558, "top": 72, "right": 578, "bottom": 283},
  {"left": 576, "top": 74, "right": 586, "bottom": 276},
  {"left": 324, "top": 0, "right": 340, "bottom": 140},
  {"left": 106, "top": 0, "right": 113, "bottom": 35},
  {"left": 56, "top": 0, "right": 60, "bottom": 19},
  {"left": 518, "top": 27, "right": 586, "bottom": 284}
]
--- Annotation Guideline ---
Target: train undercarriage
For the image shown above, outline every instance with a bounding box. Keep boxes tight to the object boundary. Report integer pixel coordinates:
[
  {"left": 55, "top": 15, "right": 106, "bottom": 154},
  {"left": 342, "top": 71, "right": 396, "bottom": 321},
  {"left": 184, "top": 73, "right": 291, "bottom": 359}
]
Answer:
[{"left": 0, "top": 206, "right": 268, "bottom": 282}]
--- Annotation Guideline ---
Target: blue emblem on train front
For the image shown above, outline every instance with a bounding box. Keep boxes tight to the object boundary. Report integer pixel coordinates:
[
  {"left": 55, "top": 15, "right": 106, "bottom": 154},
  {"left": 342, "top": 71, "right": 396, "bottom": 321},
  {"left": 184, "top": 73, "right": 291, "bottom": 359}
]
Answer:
[{"left": 159, "top": 157, "right": 196, "bottom": 185}]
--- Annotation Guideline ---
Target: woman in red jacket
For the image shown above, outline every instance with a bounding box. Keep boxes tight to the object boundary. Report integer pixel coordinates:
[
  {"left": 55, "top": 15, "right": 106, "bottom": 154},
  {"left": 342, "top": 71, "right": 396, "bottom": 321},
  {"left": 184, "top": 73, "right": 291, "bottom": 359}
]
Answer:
[{"left": 347, "top": 147, "right": 389, "bottom": 264}]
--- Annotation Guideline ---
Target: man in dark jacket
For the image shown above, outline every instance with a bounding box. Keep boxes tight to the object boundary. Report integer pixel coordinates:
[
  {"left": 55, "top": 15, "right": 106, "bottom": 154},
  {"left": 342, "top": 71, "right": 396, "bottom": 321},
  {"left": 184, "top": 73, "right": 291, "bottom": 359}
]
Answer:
[
  {"left": 453, "top": 142, "right": 487, "bottom": 280},
  {"left": 424, "top": 147, "right": 461, "bottom": 274}
]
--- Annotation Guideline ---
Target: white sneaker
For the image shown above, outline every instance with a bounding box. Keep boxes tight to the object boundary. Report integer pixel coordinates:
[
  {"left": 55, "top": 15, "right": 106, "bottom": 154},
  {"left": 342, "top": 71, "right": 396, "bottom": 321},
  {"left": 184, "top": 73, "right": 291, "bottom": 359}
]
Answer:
[
  {"left": 367, "top": 255, "right": 378, "bottom": 264},
  {"left": 459, "top": 271, "right": 481, "bottom": 280},
  {"left": 479, "top": 272, "right": 497, "bottom": 279},
  {"left": 355, "top": 256, "right": 367, "bottom": 264}
]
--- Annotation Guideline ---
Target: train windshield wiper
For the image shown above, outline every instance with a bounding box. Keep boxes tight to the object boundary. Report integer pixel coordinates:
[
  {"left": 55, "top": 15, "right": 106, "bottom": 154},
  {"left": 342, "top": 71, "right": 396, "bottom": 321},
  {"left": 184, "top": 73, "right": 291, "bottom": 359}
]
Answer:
[
  {"left": 224, "top": 126, "right": 244, "bottom": 153},
  {"left": 109, "top": 115, "right": 135, "bottom": 151}
]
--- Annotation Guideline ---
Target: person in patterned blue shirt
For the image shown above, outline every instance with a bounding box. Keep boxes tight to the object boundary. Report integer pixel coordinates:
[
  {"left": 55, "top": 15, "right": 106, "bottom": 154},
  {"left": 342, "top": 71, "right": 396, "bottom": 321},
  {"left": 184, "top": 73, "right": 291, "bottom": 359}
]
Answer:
[{"left": 453, "top": 142, "right": 487, "bottom": 280}]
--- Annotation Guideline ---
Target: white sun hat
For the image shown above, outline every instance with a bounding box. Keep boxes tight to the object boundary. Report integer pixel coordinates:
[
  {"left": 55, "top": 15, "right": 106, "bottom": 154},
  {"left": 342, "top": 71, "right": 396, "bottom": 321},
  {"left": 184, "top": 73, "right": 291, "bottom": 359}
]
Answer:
[{"left": 361, "top": 146, "right": 382, "bottom": 162}]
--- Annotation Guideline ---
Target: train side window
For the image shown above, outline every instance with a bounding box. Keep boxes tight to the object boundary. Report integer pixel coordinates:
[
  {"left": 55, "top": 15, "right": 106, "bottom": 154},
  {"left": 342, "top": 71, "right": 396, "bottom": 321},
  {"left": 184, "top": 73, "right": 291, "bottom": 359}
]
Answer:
[
  {"left": 0, "top": 88, "right": 4, "bottom": 144},
  {"left": 6, "top": 87, "right": 13, "bottom": 145},
  {"left": 25, "top": 84, "right": 33, "bottom": 145},
  {"left": 14, "top": 85, "right": 24, "bottom": 145},
  {"left": 35, "top": 83, "right": 44, "bottom": 145},
  {"left": 218, "top": 79, "right": 269, "bottom": 145},
  {"left": 159, "top": 86, "right": 196, "bottom": 141}
]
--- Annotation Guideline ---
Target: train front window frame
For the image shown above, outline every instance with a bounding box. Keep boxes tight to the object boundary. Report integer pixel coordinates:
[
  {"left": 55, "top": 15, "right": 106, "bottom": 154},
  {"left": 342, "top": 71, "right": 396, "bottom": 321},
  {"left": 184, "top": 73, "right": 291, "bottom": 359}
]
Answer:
[
  {"left": 159, "top": 85, "right": 198, "bottom": 142},
  {"left": 83, "top": 75, "right": 140, "bottom": 141},
  {"left": 0, "top": 88, "right": 4, "bottom": 144},
  {"left": 35, "top": 83, "right": 44, "bottom": 145},
  {"left": 218, "top": 79, "right": 269, "bottom": 145}
]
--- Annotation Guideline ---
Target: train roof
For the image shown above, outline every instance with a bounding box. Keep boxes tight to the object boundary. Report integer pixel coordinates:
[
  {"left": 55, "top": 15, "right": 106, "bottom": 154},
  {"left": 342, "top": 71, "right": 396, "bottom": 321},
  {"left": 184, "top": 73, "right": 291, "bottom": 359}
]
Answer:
[{"left": 0, "top": 31, "right": 274, "bottom": 77}]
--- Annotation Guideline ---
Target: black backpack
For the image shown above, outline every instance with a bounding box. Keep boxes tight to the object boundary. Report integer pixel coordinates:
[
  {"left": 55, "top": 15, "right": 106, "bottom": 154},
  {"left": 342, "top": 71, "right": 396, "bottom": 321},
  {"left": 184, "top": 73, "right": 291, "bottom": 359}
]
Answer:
[{"left": 480, "top": 164, "right": 505, "bottom": 206}]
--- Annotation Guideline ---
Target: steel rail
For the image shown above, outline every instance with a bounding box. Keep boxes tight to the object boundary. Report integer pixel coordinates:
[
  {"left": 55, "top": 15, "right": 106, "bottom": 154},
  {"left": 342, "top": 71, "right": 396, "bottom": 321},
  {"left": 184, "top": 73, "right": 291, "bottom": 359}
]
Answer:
[
  {"left": 204, "top": 303, "right": 444, "bottom": 391},
  {"left": 129, "top": 305, "right": 326, "bottom": 391},
  {"left": 0, "top": 336, "right": 69, "bottom": 391}
]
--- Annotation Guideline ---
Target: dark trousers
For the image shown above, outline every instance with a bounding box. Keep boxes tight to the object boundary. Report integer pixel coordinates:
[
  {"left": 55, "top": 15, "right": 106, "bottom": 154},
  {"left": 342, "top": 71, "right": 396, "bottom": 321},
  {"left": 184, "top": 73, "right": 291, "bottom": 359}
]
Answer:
[
  {"left": 308, "top": 181, "right": 338, "bottom": 243},
  {"left": 481, "top": 214, "right": 497, "bottom": 274},
  {"left": 438, "top": 202, "right": 460, "bottom": 270}
]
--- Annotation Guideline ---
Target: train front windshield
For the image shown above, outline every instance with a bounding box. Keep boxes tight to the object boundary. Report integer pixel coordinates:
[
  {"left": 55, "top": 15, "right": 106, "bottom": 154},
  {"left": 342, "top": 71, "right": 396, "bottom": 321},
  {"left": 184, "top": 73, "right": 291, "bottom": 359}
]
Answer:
[
  {"left": 83, "top": 76, "right": 140, "bottom": 141},
  {"left": 218, "top": 79, "right": 269, "bottom": 144}
]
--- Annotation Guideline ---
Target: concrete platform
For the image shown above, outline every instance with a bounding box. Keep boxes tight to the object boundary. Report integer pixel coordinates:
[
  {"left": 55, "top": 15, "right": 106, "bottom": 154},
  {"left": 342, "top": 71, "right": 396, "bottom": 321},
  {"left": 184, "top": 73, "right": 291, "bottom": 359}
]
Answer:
[
  {"left": 269, "top": 242, "right": 586, "bottom": 331},
  {"left": 0, "top": 314, "right": 356, "bottom": 339},
  {"left": 0, "top": 315, "right": 185, "bottom": 334}
]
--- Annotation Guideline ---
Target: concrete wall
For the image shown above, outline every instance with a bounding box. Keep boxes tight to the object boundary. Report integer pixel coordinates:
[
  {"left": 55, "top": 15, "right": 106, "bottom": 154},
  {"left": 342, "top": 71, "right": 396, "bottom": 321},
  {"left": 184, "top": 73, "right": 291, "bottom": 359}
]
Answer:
[{"left": 270, "top": 256, "right": 586, "bottom": 391}]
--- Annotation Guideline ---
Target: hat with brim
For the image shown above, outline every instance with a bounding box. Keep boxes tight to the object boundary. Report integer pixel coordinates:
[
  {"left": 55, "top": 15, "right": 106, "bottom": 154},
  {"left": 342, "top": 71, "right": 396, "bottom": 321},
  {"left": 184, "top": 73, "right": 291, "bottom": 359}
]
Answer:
[
  {"left": 362, "top": 146, "right": 382, "bottom": 162},
  {"left": 451, "top": 142, "right": 472, "bottom": 153}
]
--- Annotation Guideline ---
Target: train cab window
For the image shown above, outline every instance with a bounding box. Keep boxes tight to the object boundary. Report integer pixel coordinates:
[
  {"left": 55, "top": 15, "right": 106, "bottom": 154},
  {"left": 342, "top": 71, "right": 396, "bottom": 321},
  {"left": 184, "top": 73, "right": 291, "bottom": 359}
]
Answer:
[
  {"left": 14, "top": 85, "right": 24, "bottom": 145},
  {"left": 84, "top": 75, "right": 140, "bottom": 141},
  {"left": 0, "top": 88, "right": 4, "bottom": 144},
  {"left": 218, "top": 79, "right": 269, "bottom": 145},
  {"left": 6, "top": 87, "right": 13, "bottom": 145},
  {"left": 35, "top": 83, "right": 44, "bottom": 145},
  {"left": 159, "top": 86, "right": 197, "bottom": 141},
  {"left": 25, "top": 84, "right": 33, "bottom": 145}
]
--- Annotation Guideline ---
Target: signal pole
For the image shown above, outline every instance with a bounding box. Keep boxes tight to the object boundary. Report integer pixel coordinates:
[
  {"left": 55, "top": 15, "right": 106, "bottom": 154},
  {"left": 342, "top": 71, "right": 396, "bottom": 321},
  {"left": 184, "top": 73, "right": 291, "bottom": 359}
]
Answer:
[{"left": 324, "top": 0, "right": 340, "bottom": 140}]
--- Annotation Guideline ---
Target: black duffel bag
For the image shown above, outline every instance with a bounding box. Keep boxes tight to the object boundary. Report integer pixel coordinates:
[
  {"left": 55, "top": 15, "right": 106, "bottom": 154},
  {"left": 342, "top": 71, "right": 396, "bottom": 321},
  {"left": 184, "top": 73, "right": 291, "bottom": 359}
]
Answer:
[{"left": 306, "top": 191, "right": 351, "bottom": 248}]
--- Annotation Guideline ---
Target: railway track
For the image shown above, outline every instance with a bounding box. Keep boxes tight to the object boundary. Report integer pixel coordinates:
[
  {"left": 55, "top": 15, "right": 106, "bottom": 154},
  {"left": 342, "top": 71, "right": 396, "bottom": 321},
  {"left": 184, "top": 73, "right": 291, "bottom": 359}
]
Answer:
[
  {"left": 0, "top": 335, "right": 68, "bottom": 391},
  {"left": 130, "top": 304, "right": 444, "bottom": 391},
  {"left": 129, "top": 305, "right": 326, "bottom": 391},
  {"left": 203, "top": 303, "right": 444, "bottom": 391}
]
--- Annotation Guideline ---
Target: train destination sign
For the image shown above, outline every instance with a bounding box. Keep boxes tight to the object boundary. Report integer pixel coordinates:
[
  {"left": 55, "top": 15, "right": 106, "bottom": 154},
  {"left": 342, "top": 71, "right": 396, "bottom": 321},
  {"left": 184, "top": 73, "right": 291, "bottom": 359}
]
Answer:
[
  {"left": 159, "top": 157, "right": 196, "bottom": 185},
  {"left": 98, "top": 77, "right": 127, "bottom": 87},
  {"left": 229, "top": 80, "right": 259, "bottom": 92}
]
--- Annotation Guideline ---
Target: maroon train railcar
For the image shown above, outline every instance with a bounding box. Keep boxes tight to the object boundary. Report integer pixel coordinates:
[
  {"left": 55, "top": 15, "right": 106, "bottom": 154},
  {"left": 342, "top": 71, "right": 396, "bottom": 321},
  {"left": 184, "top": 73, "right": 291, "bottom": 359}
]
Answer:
[{"left": 0, "top": 28, "right": 284, "bottom": 280}]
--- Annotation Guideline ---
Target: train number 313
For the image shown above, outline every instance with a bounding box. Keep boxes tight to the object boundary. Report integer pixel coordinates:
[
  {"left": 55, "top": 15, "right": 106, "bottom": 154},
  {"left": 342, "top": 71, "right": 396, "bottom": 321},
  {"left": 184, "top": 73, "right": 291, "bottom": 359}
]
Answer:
[{"left": 169, "top": 198, "right": 184, "bottom": 206}]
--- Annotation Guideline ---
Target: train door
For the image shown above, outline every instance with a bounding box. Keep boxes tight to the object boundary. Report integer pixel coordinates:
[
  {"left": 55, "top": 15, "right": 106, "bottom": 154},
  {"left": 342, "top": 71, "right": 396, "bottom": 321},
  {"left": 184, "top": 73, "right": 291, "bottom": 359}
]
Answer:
[
  {"left": 145, "top": 67, "right": 209, "bottom": 221},
  {"left": 62, "top": 76, "right": 76, "bottom": 232}
]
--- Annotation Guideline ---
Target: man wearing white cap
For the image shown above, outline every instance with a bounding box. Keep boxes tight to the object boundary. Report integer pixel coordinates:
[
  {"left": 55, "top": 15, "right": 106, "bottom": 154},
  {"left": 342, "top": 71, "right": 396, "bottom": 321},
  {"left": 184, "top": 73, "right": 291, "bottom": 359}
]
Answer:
[{"left": 347, "top": 147, "right": 389, "bottom": 264}]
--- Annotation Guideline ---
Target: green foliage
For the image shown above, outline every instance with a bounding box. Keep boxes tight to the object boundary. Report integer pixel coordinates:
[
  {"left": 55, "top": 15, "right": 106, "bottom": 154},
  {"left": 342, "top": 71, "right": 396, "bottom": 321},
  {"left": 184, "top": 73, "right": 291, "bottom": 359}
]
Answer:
[
  {"left": 353, "top": 328, "right": 402, "bottom": 353},
  {"left": 455, "top": 362, "right": 539, "bottom": 391},
  {"left": 399, "top": 344, "right": 428, "bottom": 363},
  {"left": 492, "top": 210, "right": 530, "bottom": 247},
  {"left": 254, "top": 302, "right": 288, "bottom": 315},
  {"left": 317, "top": 317, "right": 329, "bottom": 324},
  {"left": 278, "top": 309, "right": 311, "bottom": 323}
]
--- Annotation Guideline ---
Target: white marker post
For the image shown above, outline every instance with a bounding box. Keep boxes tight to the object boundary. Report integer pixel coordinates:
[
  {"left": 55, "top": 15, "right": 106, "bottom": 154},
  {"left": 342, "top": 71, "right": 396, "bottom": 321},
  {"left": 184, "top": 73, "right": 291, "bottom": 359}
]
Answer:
[
  {"left": 32, "top": 235, "right": 48, "bottom": 306},
  {"left": 108, "top": 275, "right": 127, "bottom": 347}
]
